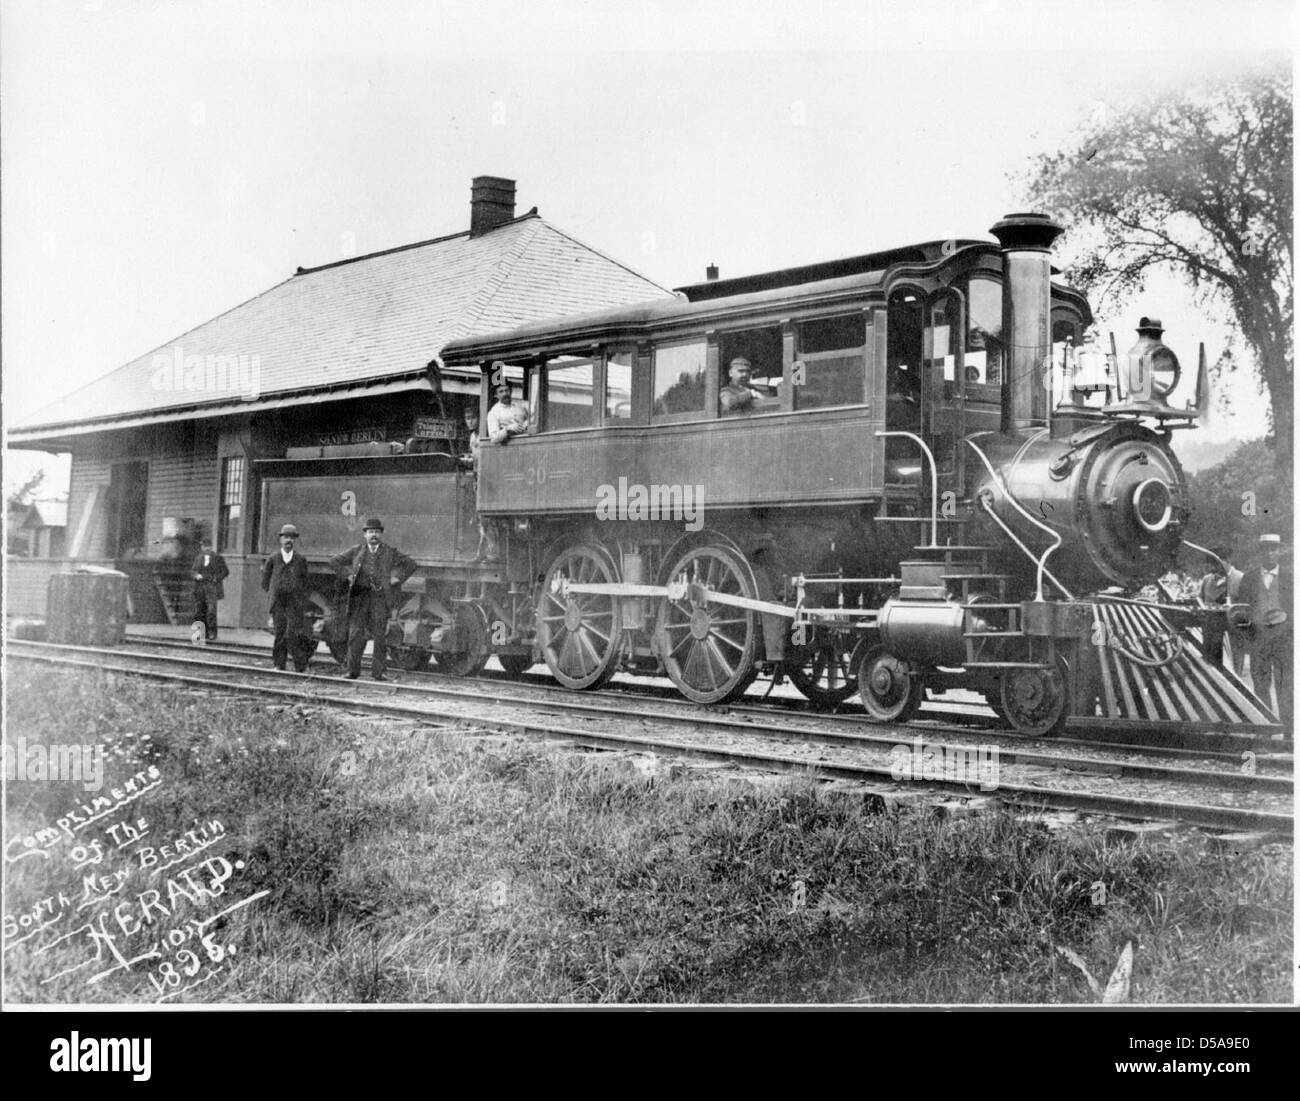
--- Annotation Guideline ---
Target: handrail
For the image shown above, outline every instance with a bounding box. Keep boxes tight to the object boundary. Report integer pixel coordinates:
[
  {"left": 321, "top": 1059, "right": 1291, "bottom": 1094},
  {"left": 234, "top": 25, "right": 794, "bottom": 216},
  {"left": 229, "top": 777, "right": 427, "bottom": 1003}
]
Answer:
[
  {"left": 965, "top": 436, "right": 1072, "bottom": 602},
  {"left": 1181, "top": 539, "right": 1227, "bottom": 575},
  {"left": 876, "top": 430, "right": 938, "bottom": 547}
]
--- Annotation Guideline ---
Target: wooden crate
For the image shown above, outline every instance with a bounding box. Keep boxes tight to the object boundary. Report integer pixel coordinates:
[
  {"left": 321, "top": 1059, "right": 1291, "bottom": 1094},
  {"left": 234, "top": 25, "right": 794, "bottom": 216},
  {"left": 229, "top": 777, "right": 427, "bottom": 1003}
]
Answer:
[{"left": 47, "top": 570, "right": 129, "bottom": 646}]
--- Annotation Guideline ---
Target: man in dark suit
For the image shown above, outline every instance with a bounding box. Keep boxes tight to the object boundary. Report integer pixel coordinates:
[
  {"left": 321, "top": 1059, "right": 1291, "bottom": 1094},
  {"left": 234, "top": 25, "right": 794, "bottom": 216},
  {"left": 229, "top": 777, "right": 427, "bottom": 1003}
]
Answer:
[
  {"left": 261, "top": 522, "right": 312, "bottom": 672},
  {"left": 191, "top": 533, "right": 229, "bottom": 641},
  {"left": 328, "top": 518, "right": 418, "bottom": 681},
  {"left": 1237, "top": 533, "right": 1292, "bottom": 727}
]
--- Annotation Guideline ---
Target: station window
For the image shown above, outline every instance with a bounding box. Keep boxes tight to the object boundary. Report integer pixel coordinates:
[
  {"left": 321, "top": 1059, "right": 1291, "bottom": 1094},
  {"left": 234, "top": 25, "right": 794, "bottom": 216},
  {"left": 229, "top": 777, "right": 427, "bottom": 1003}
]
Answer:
[
  {"left": 795, "top": 315, "right": 866, "bottom": 409},
  {"left": 605, "top": 350, "right": 633, "bottom": 422},
  {"left": 217, "top": 456, "right": 244, "bottom": 553},
  {"left": 541, "top": 355, "right": 596, "bottom": 431},
  {"left": 966, "top": 279, "right": 1004, "bottom": 389},
  {"left": 652, "top": 339, "right": 707, "bottom": 421}
]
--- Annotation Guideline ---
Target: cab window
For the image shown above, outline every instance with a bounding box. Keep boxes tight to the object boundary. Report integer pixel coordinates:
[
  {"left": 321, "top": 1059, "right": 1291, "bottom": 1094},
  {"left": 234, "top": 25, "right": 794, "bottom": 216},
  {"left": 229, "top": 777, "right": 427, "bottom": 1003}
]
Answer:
[
  {"left": 717, "top": 327, "right": 781, "bottom": 416},
  {"left": 794, "top": 315, "right": 866, "bottom": 410},
  {"left": 652, "top": 339, "right": 707, "bottom": 421},
  {"left": 604, "top": 350, "right": 634, "bottom": 422},
  {"left": 884, "top": 290, "right": 924, "bottom": 488},
  {"left": 966, "top": 278, "right": 1004, "bottom": 390},
  {"left": 487, "top": 360, "right": 529, "bottom": 424},
  {"left": 540, "top": 355, "right": 596, "bottom": 431}
]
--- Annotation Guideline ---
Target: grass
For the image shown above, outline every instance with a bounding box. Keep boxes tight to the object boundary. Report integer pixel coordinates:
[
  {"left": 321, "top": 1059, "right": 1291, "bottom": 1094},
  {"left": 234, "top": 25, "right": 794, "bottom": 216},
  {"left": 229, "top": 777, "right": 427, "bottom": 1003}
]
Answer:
[{"left": 3, "top": 665, "right": 1292, "bottom": 1004}]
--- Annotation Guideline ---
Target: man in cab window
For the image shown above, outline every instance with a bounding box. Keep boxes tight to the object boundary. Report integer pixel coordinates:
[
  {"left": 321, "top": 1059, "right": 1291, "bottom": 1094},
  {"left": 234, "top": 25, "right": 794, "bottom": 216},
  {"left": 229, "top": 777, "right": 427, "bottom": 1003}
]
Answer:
[
  {"left": 487, "top": 370, "right": 531, "bottom": 443},
  {"left": 719, "top": 357, "right": 765, "bottom": 416}
]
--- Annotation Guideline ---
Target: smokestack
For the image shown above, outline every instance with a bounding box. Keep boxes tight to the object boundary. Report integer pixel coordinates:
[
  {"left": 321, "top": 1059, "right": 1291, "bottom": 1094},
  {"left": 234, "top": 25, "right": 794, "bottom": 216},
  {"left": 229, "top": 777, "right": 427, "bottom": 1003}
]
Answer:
[
  {"left": 470, "top": 176, "right": 517, "bottom": 236},
  {"left": 990, "top": 212, "right": 1064, "bottom": 433},
  {"left": 706, "top": 263, "right": 719, "bottom": 281}
]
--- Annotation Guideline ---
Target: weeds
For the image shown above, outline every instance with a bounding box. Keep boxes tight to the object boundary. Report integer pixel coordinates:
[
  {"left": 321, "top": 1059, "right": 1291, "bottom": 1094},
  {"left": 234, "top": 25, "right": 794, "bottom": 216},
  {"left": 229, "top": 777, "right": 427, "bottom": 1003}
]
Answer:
[{"left": 3, "top": 667, "right": 1291, "bottom": 1004}]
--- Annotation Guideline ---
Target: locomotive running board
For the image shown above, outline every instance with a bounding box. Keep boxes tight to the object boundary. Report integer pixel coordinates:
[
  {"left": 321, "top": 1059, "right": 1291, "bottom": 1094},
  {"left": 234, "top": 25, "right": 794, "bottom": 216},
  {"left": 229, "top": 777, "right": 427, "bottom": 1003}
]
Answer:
[{"left": 1081, "top": 600, "right": 1282, "bottom": 732}]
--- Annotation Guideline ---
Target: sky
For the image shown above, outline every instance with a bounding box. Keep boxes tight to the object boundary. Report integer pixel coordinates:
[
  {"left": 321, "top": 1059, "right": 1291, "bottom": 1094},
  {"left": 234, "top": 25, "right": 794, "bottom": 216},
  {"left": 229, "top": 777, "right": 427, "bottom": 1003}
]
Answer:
[{"left": 1, "top": 0, "right": 1294, "bottom": 496}]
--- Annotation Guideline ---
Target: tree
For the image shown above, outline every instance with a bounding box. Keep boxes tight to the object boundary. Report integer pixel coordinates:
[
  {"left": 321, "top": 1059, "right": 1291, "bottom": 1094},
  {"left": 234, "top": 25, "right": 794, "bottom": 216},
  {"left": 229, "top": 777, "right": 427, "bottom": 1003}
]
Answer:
[
  {"left": 5, "top": 468, "right": 46, "bottom": 556},
  {"left": 1181, "top": 439, "right": 1290, "bottom": 556},
  {"left": 6, "top": 467, "right": 46, "bottom": 508},
  {"left": 1023, "top": 69, "right": 1293, "bottom": 466}
]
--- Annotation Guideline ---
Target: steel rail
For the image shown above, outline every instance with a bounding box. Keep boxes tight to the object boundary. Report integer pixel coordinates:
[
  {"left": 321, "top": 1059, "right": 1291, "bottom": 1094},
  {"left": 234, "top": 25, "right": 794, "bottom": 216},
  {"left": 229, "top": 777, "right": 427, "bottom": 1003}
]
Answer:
[
  {"left": 116, "top": 631, "right": 1294, "bottom": 764},
  {"left": 110, "top": 635, "right": 1295, "bottom": 769},
  {"left": 9, "top": 642, "right": 1293, "bottom": 832}
]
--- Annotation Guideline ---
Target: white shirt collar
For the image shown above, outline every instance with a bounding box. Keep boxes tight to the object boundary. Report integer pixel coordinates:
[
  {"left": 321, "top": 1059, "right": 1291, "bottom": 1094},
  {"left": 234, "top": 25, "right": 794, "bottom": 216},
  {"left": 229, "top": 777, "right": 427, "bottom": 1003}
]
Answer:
[{"left": 281, "top": 548, "right": 294, "bottom": 562}]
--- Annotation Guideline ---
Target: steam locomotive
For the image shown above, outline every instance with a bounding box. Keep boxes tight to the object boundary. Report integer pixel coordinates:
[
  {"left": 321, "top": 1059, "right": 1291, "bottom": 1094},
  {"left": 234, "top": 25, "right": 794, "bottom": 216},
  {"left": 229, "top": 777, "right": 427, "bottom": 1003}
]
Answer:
[{"left": 258, "top": 213, "right": 1276, "bottom": 736}]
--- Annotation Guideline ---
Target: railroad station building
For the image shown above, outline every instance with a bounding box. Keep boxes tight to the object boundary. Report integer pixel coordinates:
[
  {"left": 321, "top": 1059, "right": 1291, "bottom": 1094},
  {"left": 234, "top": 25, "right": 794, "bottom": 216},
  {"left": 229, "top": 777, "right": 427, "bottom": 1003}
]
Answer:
[{"left": 8, "top": 177, "right": 673, "bottom": 628}]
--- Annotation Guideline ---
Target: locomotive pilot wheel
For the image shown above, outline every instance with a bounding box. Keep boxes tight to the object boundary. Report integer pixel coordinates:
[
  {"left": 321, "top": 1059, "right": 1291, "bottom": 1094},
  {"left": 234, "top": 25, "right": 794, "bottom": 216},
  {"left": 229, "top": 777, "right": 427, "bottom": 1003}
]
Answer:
[
  {"left": 786, "top": 629, "right": 858, "bottom": 710},
  {"left": 999, "top": 656, "right": 1070, "bottom": 737},
  {"left": 982, "top": 685, "right": 1010, "bottom": 726},
  {"left": 656, "top": 544, "right": 759, "bottom": 705},
  {"left": 537, "top": 544, "right": 623, "bottom": 690},
  {"left": 857, "top": 645, "right": 923, "bottom": 723}
]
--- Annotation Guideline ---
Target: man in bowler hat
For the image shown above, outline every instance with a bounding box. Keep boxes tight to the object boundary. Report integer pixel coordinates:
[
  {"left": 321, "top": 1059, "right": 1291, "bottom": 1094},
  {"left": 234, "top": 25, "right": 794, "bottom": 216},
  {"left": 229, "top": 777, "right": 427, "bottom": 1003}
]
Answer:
[
  {"left": 1238, "top": 533, "right": 1292, "bottom": 727},
  {"left": 329, "top": 518, "right": 418, "bottom": 681},
  {"left": 191, "top": 532, "right": 229, "bottom": 641},
  {"left": 261, "top": 523, "right": 312, "bottom": 672}
]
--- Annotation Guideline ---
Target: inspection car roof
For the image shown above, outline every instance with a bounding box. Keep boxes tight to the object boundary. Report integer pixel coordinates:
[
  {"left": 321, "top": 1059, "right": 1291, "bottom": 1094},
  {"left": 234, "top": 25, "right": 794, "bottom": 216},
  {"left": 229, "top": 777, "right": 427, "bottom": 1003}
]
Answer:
[
  {"left": 442, "top": 238, "right": 997, "bottom": 361},
  {"left": 10, "top": 212, "right": 672, "bottom": 446}
]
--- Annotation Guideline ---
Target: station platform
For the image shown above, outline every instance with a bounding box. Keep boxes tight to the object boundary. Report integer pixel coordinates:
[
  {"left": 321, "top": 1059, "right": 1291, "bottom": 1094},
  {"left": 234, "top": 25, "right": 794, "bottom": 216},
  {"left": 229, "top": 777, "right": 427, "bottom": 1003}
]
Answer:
[{"left": 127, "top": 623, "right": 279, "bottom": 651}]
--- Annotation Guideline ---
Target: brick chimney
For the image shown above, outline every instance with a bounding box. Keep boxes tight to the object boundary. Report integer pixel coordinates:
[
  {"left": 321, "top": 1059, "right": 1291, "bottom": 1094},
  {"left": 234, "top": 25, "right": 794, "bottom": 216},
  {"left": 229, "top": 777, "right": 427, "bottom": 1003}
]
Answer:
[{"left": 470, "top": 176, "right": 517, "bottom": 236}]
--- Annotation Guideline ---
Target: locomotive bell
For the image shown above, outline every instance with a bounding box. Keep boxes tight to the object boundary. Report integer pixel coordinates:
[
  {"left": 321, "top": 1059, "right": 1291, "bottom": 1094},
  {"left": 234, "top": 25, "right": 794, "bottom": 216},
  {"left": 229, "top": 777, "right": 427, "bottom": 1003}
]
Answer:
[{"left": 1070, "top": 332, "right": 1111, "bottom": 395}]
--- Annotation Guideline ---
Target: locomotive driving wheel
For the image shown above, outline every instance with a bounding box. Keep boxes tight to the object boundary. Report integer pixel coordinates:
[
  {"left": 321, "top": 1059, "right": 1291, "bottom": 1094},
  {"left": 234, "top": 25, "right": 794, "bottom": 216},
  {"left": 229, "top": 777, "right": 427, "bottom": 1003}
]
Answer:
[
  {"left": 999, "top": 656, "right": 1070, "bottom": 737},
  {"left": 657, "top": 544, "right": 759, "bottom": 705},
  {"left": 432, "top": 604, "right": 489, "bottom": 677},
  {"left": 786, "top": 628, "right": 858, "bottom": 710},
  {"left": 857, "top": 645, "right": 923, "bottom": 723},
  {"left": 537, "top": 544, "right": 622, "bottom": 690}
]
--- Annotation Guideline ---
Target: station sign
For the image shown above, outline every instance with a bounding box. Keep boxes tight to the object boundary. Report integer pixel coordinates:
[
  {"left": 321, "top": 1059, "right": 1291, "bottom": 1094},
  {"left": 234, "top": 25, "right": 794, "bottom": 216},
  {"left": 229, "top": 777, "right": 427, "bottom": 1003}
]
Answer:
[
  {"left": 413, "top": 417, "right": 458, "bottom": 439},
  {"left": 316, "top": 427, "right": 385, "bottom": 446}
]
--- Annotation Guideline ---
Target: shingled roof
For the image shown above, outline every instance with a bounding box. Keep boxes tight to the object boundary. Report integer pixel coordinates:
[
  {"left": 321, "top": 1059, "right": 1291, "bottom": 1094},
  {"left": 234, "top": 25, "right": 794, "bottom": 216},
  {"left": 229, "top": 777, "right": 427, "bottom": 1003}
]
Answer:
[{"left": 11, "top": 208, "right": 672, "bottom": 443}]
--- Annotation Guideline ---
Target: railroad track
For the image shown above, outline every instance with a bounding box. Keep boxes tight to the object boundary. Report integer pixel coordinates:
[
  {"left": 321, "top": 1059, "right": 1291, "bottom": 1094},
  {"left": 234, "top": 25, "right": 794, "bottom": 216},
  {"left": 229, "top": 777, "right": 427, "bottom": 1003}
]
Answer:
[
  {"left": 9, "top": 637, "right": 1293, "bottom": 839},
  {"left": 123, "top": 633, "right": 1292, "bottom": 767}
]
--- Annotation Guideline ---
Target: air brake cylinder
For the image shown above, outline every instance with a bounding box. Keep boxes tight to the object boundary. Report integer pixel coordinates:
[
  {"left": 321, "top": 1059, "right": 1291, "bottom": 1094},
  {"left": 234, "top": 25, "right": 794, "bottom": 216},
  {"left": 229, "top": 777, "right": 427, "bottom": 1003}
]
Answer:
[
  {"left": 877, "top": 599, "right": 971, "bottom": 666},
  {"left": 990, "top": 213, "right": 1065, "bottom": 434}
]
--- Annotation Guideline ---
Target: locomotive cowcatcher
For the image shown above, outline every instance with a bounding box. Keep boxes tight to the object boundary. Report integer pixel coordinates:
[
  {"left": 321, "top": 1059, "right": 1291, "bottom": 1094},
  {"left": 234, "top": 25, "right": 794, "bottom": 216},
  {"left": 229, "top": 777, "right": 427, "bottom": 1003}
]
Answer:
[{"left": 255, "top": 213, "right": 1279, "bottom": 737}]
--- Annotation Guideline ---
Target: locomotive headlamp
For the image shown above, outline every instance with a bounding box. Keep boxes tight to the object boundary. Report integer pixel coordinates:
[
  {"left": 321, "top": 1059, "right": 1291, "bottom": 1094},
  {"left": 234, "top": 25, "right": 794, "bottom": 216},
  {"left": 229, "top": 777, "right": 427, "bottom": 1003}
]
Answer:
[
  {"left": 1132, "top": 477, "right": 1174, "bottom": 533},
  {"left": 1124, "top": 318, "right": 1182, "bottom": 400}
]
